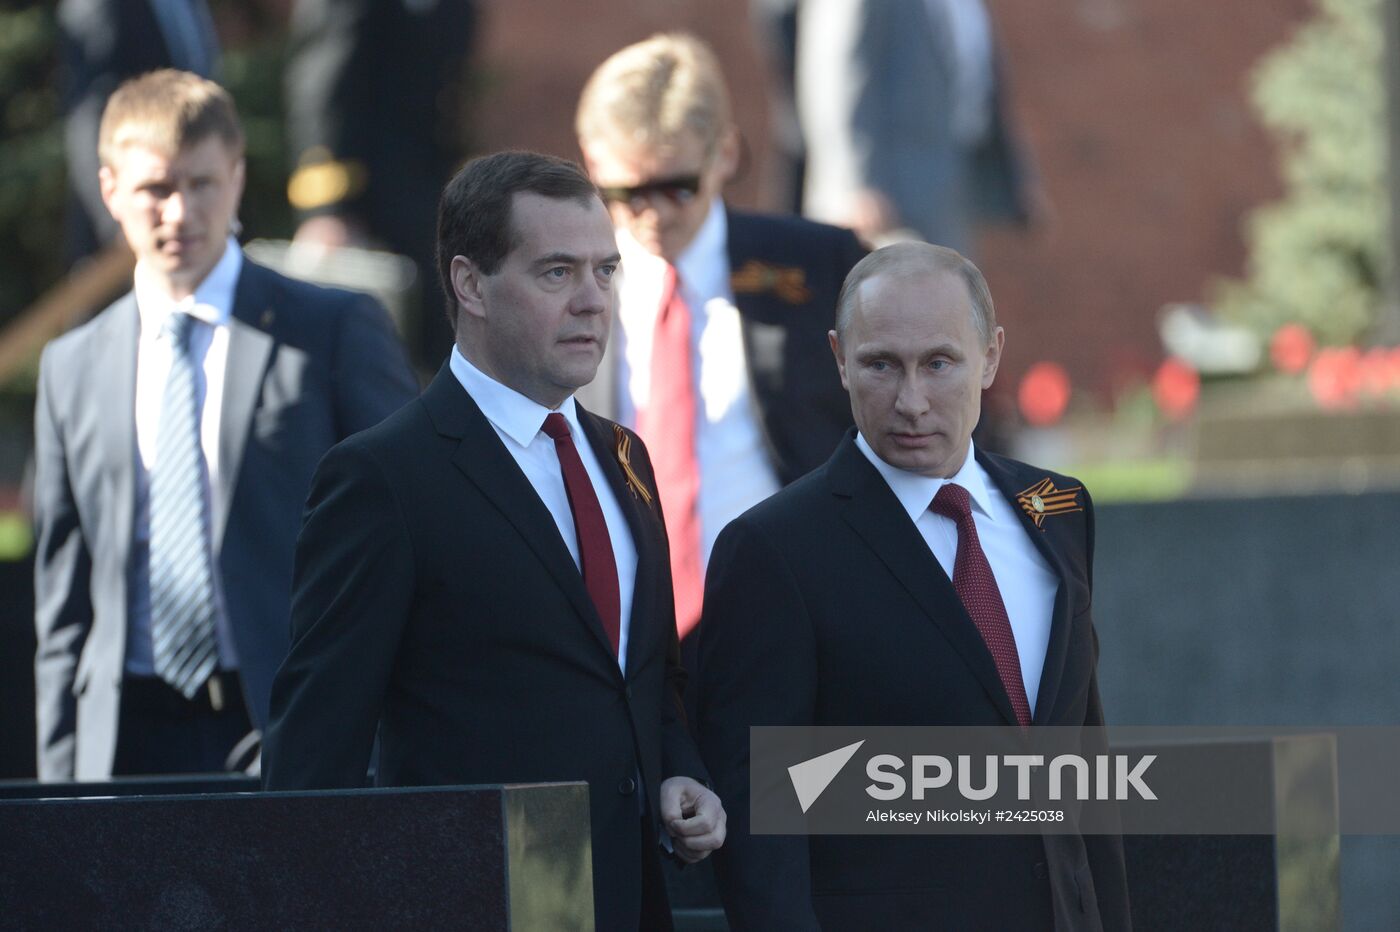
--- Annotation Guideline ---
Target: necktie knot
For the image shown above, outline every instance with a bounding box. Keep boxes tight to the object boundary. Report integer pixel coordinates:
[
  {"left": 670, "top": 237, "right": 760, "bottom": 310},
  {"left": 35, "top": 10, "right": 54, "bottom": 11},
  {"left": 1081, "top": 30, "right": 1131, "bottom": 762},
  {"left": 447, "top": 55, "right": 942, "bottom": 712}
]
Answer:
[
  {"left": 163, "top": 311, "right": 197, "bottom": 352},
  {"left": 930, "top": 481, "right": 973, "bottom": 525},
  {"left": 541, "top": 412, "right": 573, "bottom": 442}
]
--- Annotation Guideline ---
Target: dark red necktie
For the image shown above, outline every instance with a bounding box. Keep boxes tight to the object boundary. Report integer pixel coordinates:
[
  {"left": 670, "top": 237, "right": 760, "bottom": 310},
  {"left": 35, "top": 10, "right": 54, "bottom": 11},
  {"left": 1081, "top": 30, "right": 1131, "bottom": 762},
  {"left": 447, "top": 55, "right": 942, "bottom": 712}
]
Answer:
[
  {"left": 635, "top": 264, "right": 704, "bottom": 640},
  {"left": 543, "top": 413, "right": 621, "bottom": 657},
  {"left": 930, "top": 483, "right": 1033, "bottom": 727}
]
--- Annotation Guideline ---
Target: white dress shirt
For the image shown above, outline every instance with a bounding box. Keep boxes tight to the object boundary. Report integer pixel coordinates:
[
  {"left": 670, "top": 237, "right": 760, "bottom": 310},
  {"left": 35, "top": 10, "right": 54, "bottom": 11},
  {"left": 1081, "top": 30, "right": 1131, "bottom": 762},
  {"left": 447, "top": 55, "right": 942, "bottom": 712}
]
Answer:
[
  {"left": 613, "top": 199, "right": 782, "bottom": 568},
  {"left": 855, "top": 435, "right": 1059, "bottom": 714},
  {"left": 126, "top": 236, "right": 242, "bottom": 674},
  {"left": 450, "top": 347, "right": 639, "bottom": 672}
]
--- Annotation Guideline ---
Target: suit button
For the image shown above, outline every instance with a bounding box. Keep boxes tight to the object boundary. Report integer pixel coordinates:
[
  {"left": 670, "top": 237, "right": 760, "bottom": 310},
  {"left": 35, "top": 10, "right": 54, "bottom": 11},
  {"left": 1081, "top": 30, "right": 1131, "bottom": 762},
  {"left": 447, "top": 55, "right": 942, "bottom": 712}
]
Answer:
[
  {"left": 625, "top": 685, "right": 633, "bottom": 700},
  {"left": 618, "top": 777, "right": 637, "bottom": 796},
  {"left": 1033, "top": 861, "right": 1048, "bottom": 880}
]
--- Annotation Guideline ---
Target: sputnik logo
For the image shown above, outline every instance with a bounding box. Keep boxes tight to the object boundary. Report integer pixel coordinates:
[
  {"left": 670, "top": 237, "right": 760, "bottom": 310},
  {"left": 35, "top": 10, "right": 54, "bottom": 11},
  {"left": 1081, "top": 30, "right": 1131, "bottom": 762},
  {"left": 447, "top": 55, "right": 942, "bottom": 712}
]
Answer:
[{"left": 788, "top": 740, "right": 866, "bottom": 813}]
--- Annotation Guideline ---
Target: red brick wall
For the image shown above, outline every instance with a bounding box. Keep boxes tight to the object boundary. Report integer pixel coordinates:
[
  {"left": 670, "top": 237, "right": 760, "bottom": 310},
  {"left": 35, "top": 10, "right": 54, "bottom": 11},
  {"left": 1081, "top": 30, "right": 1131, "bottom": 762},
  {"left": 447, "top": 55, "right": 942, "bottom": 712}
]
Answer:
[
  {"left": 472, "top": 0, "right": 1315, "bottom": 404},
  {"left": 980, "top": 0, "right": 1314, "bottom": 404}
]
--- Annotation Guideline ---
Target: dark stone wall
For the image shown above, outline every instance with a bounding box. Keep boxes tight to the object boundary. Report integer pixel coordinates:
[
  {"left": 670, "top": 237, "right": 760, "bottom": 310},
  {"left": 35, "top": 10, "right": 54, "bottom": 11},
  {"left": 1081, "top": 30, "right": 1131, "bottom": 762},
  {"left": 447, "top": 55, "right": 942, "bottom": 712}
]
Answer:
[
  {"left": 0, "top": 555, "right": 34, "bottom": 780},
  {"left": 1094, "top": 493, "right": 1400, "bottom": 929}
]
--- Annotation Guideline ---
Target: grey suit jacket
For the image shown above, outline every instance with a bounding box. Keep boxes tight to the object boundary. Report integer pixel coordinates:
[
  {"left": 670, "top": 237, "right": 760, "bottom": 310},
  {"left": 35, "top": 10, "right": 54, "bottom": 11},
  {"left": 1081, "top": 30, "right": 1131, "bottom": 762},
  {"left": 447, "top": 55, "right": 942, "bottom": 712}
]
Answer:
[
  {"left": 797, "top": 0, "right": 1032, "bottom": 253},
  {"left": 32, "top": 256, "right": 418, "bottom": 780}
]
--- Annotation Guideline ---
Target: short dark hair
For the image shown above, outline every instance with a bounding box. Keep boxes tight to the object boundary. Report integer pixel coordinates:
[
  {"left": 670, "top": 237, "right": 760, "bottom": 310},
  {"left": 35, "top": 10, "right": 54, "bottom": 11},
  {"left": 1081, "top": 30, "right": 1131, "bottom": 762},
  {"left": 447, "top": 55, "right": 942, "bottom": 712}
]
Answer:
[
  {"left": 436, "top": 151, "right": 600, "bottom": 325},
  {"left": 834, "top": 242, "right": 996, "bottom": 346}
]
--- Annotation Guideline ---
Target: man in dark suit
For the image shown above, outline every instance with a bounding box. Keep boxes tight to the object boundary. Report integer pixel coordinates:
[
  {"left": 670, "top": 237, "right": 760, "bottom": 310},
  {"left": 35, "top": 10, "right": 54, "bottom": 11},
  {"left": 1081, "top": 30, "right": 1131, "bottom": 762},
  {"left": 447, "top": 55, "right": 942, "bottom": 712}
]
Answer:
[
  {"left": 697, "top": 242, "right": 1129, "bottom": 929},
  {"left": 32, "top": 70, "right": 417, "bottom": 782},
  {"left": 574, "top": 33, "right": 866, "bottom": 646},
  {"left": 261, "top": 151, "right": 726, "bottom": 930}
]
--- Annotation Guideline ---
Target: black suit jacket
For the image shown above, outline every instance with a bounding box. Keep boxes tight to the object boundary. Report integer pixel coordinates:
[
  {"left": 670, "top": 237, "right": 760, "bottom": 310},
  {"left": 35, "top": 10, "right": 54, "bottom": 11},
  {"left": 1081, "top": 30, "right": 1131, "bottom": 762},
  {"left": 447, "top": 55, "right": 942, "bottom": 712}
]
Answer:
[
  {"left": 33, "top": 257, "right": 418, "bottom": 779},
  {"left": 262, "top": 365, "right": 709, "bottom": 929},
  {"left": 577, "top": 208, "right": 864, "bottom": 485},
  {"left": 696, "top": 433, "right": 1130, "bottom": 930}
]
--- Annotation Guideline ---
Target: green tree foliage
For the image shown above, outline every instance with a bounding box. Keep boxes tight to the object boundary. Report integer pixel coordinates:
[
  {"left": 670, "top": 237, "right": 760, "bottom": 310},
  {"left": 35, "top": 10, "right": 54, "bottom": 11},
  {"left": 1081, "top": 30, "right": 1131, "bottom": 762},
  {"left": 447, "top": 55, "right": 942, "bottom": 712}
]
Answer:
[
  {"left": 0, "top": 7, "right": 64, "bottom": 325},
  {"left": 1214, "top": 0, "right": 1387, "bottom": 345}
]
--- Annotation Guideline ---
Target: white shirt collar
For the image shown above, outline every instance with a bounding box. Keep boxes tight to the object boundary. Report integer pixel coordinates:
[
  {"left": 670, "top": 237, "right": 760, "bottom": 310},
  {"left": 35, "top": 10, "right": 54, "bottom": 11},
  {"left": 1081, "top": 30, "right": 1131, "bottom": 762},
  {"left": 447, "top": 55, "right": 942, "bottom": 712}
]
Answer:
[
  {"left": 135, "top": 235, "right": 242, "bottom": 337},
  {"left": 854, "top": 434, "right": 999, "bottom": 522},
  {"left": 449, "top": 344, "right": 583, "bottom": 447}
]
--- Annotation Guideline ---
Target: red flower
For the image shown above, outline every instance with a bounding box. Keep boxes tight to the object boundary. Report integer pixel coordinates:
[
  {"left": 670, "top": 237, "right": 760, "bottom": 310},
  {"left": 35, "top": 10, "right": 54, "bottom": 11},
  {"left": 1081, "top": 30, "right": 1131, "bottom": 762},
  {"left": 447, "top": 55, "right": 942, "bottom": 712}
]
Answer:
[
  {"left": 1152, "top": 357, "right": 1199, "bottom": 421},
  {"left": 1360, "top": 348, "right": 1392, "bottom": 397},
  {"left": 1017, "top": 362, "right": 1071, "bottom": 427},
  {"left": 1307, "top": 347, "right": 1362, "bottom": 409},
  {"left": 1270, "top": 324, "right": 1315, "bottom": 374}
]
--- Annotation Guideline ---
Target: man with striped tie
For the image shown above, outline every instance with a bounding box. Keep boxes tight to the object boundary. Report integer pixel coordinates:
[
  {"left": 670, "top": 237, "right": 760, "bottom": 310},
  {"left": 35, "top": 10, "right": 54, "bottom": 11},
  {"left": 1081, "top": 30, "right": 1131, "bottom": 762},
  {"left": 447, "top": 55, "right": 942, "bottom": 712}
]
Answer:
[{"left": 32, "top": 70, "right": 417, "bottom": 781}]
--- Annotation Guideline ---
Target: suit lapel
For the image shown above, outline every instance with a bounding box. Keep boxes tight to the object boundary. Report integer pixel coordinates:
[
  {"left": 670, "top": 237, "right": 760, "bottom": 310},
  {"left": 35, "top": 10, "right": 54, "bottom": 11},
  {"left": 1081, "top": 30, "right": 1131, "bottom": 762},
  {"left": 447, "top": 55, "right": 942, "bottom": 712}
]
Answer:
[
  {"left": 829, "top": 437, "right": 1020, "bottom": 726},
  {"left": 724, "top": 208, "right": 777, "bottom": 327},
  {"left": 96, "top": 296, "right": 140, "bottom": 561},
  {"left": 216, "top": 259, "right": 275, "bottom": 548},
  {"left": 576, "top": 408, "right": 660, "bottom": 678},
  {"left": 976, "top": 450, "right": 1074, "bottom": 724},
  {"left": 420, "top": 368, "right": 621, "bottom": 668}
]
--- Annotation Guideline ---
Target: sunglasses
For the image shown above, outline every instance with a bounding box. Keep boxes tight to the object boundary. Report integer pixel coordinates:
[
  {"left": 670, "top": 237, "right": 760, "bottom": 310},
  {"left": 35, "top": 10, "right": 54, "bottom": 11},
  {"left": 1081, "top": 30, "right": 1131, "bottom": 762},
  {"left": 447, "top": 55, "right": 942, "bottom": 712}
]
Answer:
[{"left": 597, "top": 175, "right": 701, "bottom": 206}]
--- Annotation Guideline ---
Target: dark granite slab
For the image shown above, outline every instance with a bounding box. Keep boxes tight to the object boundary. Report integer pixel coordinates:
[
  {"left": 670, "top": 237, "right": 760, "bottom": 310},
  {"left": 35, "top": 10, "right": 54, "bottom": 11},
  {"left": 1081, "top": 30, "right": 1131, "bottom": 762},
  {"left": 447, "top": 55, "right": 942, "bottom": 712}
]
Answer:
[
  {"left": 1119, "top": 734, "right": 1340, "bottom": 931},
  {"left": 0, "top": 781, "right": 593, "bottom": 930}
]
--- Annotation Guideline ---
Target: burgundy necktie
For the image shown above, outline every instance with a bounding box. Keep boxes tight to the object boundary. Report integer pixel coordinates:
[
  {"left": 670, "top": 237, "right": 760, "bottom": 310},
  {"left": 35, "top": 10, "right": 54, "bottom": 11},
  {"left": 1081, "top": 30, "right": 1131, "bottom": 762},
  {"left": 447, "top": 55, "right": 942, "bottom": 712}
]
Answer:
[
  {"left": 543, "top": 413, "right": 621, "bottom": 657},
  {"left": 635, "top": 264, "right": 704, "bottom": 640},
  {"left": 930, "top": 483, "right": 1033, "bottom": 727}
]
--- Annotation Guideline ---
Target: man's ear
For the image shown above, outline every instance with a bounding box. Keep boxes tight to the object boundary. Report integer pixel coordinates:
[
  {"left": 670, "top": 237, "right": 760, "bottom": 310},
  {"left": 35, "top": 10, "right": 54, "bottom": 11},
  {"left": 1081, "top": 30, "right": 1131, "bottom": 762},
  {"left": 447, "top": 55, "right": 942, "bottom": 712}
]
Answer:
[
  {"left": 713, "top": 124, "right": 741, "bottom": 182},
  {"left": 982, "top": 326, "right": 1005, "bottom": 390},
  {"left": 451, "top": 255, "right": 487, "bottom": 324},
  {"left": 99, "top": 165, "right": 119, "bottom": 219},
  {"left": 829, "top": 330, "right": 850, "bottom": 390}
]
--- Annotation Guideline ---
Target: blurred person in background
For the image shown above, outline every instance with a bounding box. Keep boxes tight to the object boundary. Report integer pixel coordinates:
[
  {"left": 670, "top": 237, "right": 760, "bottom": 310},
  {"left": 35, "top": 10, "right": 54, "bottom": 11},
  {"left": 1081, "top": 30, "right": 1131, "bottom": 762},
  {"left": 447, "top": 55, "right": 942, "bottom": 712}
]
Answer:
[
  {"left": 797, "top": 0, "right": 1040, "bottom": 252},
  {"left": 749, "top": 0, "right": 807, "bottom": 213},
  {"left": 284, "top": 0, "right": 478, "bottom": 370},
  {"left": 58, "top": 0, "right": 221, "bottom": 263},
  {"left": 32, "top": 70, "right": 416, "bottom": 782},
  {"left": 574, "top": 33, "right": 865, "bottom": 677}
]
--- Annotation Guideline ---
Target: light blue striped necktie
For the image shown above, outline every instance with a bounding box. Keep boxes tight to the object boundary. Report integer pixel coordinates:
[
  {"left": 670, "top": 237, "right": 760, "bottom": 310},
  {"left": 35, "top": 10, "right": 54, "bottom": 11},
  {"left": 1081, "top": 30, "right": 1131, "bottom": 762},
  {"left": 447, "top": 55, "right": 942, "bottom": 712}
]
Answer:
[{"left": 149, "top": 311, "right": 219, "bottom": 698}]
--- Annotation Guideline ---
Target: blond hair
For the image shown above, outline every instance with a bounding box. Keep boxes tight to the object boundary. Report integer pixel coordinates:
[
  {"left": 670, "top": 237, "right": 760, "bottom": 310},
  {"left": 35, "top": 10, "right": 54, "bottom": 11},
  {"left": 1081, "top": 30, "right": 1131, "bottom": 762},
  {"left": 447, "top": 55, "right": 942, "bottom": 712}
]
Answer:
[
  {"left": 575, "top": 33, "right": 732, "bottom": 154},
  {"left": 98, "top": 69, "right": 244, "bottom": 167}
]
